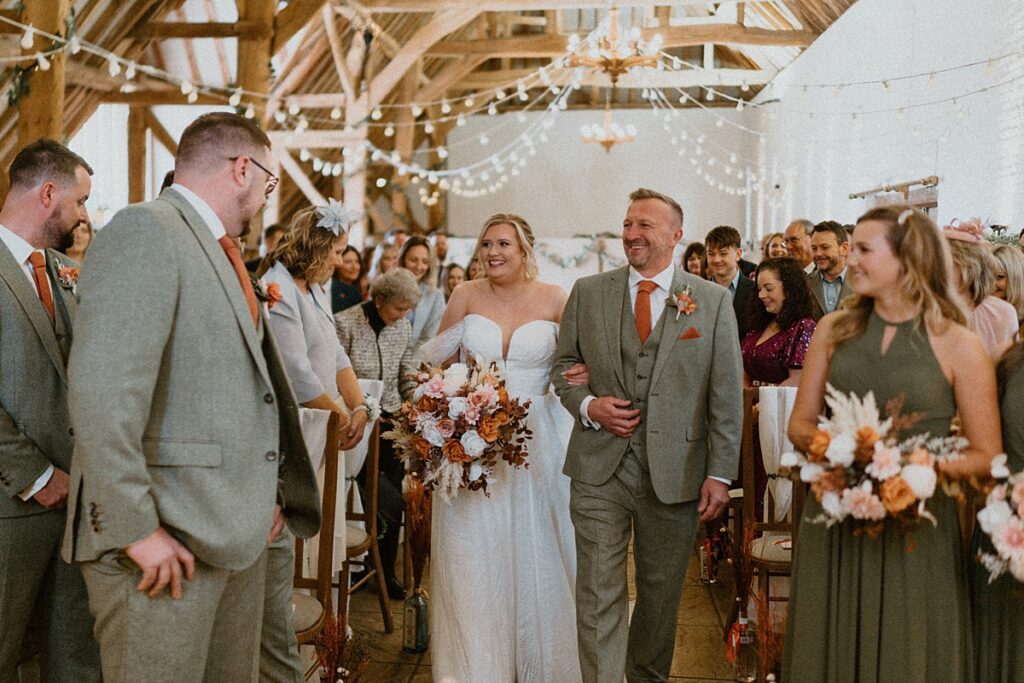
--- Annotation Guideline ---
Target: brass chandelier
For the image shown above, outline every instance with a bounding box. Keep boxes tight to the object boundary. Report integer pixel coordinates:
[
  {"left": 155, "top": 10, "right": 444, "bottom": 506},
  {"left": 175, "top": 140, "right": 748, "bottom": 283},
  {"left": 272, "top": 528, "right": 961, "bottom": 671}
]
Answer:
[{"left": 567, "top": 7, "right": 663, "bottom": 86}]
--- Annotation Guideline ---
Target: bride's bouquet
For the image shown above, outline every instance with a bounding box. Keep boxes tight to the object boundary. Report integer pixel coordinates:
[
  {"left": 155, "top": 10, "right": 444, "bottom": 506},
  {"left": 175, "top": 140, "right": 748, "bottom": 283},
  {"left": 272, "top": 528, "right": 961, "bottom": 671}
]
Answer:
[
  {"left": 384, "top": 359, "right": 531, "bottom": 501},
  {"left": 780, "top": 384, "right": 966, "bottom": 537},
  {"left": 975, "top": 454, "right": 1024, "bottom": 582}
]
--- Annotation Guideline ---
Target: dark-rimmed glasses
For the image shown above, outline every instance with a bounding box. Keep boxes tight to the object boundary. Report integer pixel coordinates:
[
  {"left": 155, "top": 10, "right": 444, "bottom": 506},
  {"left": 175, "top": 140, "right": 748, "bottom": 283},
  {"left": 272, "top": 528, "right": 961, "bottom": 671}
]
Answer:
[{"left": 229, "top": 156, "right": 279, "bottom": 195}]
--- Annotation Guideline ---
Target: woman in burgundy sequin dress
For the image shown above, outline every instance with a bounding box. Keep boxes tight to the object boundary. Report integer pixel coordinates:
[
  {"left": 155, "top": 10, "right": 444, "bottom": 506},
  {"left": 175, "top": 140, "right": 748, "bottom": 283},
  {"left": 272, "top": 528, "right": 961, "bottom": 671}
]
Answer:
[{"left": 741, "top": 257, "right": 816, "bottom": 386}]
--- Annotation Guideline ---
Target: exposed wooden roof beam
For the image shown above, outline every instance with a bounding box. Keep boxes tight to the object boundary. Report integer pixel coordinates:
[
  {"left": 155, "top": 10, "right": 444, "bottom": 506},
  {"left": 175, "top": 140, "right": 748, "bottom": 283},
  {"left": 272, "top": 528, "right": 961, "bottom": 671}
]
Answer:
[
  {"left": 267, "top": 129, "right": 365, "bottom": 149},
  {"left": 458, "top": 66, "right": 774, "bottom": 89},
  {"left": 272, "top": 0, "right": 330, "bottom": 54},
  {"left": 413, "top": 55, "right": 489, "bottom": 103},
  {"left": 428, "top": 24, "right": 815, "bottom": 57},
  {"left": 133, "top": 20, "right": 267, "bottom": 39},
  {"left": 361, "top": 0, "right": 781, "bottom": 10},
  {"left": 278, "top": 150, "right": 328, "bottom": 206}
]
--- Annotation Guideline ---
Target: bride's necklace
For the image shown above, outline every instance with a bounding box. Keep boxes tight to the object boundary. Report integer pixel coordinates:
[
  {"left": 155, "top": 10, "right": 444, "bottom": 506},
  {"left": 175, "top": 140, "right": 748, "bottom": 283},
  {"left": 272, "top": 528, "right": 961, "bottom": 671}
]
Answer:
[{"left": 488, "top": 279, "right": 528, "bottom": 305}]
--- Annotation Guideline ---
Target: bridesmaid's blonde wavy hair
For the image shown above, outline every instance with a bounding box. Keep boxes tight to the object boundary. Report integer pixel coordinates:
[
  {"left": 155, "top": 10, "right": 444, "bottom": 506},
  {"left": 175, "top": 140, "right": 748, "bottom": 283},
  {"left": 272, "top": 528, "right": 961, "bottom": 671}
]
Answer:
[
  {"left": 474, "top": 213, "right": 539, "bottom": 281},
  {"left": 829, "top": 205, "right": 968, "bottom": 349}
]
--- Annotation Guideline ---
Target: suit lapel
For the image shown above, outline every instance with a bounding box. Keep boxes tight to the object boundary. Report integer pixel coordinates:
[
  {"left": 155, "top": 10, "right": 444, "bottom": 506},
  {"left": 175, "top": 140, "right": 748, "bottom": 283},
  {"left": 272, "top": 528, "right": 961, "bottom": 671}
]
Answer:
[
  {"left": 649, "top": 267, "right": 689, "bottom": 390},
  {"left": 602, "top": 267, "right": 628, "bottom": 390},
  {"left": 0, "top": 242, "right": 66, "bottom": 379},
  {"left": 46, "top": 250, "right": 77, "bottom": 352},
  {"left": 808, "top": 272, "right": 826, "bottom": 313},
  {"left": 161, "top": 190, "right": 272, "bottom": 387}
]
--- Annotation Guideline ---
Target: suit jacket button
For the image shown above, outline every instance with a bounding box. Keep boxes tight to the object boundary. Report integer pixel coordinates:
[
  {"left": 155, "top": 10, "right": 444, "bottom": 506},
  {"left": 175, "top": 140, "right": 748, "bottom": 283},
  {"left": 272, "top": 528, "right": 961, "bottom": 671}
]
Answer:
[
  {"left": 265, "top": 451, "right": 277, "bottom": 461},
  {"left": 264, "top": 393, "right": 274, "bottom": 404}
]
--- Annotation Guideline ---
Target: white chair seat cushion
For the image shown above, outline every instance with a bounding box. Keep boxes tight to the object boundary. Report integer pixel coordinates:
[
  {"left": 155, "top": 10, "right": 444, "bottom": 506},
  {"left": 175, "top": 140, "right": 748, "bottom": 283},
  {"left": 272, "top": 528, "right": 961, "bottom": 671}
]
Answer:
[
  {"left": 346, "top": 522, "right": 368, "bottom": 549},
  {"left": 292, "top": 592, "right": 324, "bottom": 633},
  {"left": 750, "top": 533, "right": 792, "bottom": 564}
]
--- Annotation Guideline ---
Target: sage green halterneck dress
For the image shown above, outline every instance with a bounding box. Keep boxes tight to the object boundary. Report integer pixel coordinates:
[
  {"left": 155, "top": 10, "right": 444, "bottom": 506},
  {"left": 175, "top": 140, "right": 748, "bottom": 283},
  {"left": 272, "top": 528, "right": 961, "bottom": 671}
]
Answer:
[
  {"left": 971, "top": 363, "right": 1024, "bottom": 682},
  {"left": 782, "top": 312, "right": 973, "bottom": 683}
]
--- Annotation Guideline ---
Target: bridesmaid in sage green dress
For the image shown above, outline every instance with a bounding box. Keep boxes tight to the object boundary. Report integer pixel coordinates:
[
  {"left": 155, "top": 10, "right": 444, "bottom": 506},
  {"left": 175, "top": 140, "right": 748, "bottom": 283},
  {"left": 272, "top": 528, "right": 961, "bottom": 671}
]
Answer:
[
  {"left": 782, "top": 206, "right": 1001, "bottom": 682},
  {"left": 972, "top": 343, "right": 1024, "bottom": 681}
]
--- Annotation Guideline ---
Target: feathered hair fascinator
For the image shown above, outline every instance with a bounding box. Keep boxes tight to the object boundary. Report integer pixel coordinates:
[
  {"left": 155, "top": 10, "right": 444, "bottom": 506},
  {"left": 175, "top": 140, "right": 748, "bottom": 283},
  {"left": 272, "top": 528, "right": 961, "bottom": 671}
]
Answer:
[{"left": 316, "top": 198, "right": 359, "bottom": 236}]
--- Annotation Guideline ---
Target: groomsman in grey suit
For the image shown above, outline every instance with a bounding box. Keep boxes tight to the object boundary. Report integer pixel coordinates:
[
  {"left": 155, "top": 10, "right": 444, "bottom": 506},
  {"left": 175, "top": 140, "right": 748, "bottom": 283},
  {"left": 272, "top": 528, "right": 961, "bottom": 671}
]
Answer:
[
  {"left": 552, "top": 188, "right": 743, "bottom": 683},
  {"left": 0, "top": 140, "right": 99, "bottom": 681},
  {"left": 65, "top": 112, "right": 320, "bottom": 681}
]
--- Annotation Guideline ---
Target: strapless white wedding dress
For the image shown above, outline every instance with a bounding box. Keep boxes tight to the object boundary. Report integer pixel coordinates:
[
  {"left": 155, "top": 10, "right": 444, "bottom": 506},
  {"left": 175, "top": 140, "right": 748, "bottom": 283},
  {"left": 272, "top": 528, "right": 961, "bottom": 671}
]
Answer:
[{"left": 430, "top": 314, "right": 581, "bottom": 683}]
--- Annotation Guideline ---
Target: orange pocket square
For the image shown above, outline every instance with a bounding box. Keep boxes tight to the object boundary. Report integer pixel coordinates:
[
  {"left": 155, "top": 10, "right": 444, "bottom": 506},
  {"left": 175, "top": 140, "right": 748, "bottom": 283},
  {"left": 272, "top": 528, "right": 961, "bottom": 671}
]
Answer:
[{"left": 679, "top": 327, "right": 702, "bottom": 340}]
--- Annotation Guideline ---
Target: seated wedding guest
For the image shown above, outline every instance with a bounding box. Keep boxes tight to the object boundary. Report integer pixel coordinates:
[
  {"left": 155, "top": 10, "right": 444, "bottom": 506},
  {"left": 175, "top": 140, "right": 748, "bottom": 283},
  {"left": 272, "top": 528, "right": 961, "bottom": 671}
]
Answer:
[
  {"left": 467, "top": 256, "right": 483, "bottom": 281},
  {"left": 67, "top": 112, "right": 320, "bottom": 681},
  {"left": 783, "top": 218, "right": 815, "bottom": 273},
  {"left": 761, "top": 231, "right": 788, "bottom": 260},
  {"left": 973, "top": 338, "right": 1024, "bottom": 678},
  {"left": 706, "top": 225, "right": 755, "bottom": 338},
  {"left": 246, "top": 222, "right": 285, "bottom": 272},
  {"left": 61, "top": 218, "right": 94, "bottom": 264},
  {"left": 331, "top": 244, "right": 364, "bottom": 314},
  {"left": 335, "top": 268, "right": 420, "bottom": 599},
  {"left": 783, "top": 205, "right": 1000, "bottom": 682},
  {"left": 398, "top": 235, "right": 445, "bottom": 351},
  {"left": 442, "top": 263, "right": 466, "bottom": 301},
  {"left": 368, "top": 241, "right": 398, "bottom": 282},
  {"left": 259, "top": 204, "right": 369, "bottom": 682},
  {"left": 0, "top": 140, "right": 99, "bottom": 680},
  {"left": 946, "top": 227, "right": 1019, "bottom": 354},
  {"left": 742, "top": 257, "right": 816, "bottom": 387},
  {"left": 682, "top": 241, "right": 707, "bottom": 278},
  {"left": 808, "top": 220, "right": 853, "bottom": 319},
  {"left": 992, "top": 244, "right": 1024, "bottom": 326}
]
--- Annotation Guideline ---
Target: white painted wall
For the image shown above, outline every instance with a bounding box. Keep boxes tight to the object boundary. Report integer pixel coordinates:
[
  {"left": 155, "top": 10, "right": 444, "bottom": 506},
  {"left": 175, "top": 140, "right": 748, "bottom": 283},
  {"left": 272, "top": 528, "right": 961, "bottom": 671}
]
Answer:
[
  {"left": 446, "top": 108, "right": 752, "bottom": 244},
  {"left": 749, "top": 0, "right": 1024, "bottom": 228}
]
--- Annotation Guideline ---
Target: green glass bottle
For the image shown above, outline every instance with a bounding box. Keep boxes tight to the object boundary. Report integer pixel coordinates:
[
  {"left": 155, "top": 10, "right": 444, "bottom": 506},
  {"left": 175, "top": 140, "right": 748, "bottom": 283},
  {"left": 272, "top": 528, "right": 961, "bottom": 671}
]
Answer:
[{"left": 402, "top": 589, "right": 429, "bottom": 654}]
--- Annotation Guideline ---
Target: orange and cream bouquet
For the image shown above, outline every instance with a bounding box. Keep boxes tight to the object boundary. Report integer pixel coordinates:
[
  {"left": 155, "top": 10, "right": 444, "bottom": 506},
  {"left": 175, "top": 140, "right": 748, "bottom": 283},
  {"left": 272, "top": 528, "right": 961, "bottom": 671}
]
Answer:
[
  {"left": 780, "top": 384, "right": 966, "bottom": 536},
  {"left": 385, "top": 359, "right": 531, "bottom": 502}
]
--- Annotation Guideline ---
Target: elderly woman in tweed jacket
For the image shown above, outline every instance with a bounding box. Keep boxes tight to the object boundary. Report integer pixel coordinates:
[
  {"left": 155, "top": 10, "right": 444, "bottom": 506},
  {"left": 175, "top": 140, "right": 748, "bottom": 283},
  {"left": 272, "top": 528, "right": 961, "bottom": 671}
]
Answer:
[{"left": 334, "top": 267, "right": 421, "bottom": 597}]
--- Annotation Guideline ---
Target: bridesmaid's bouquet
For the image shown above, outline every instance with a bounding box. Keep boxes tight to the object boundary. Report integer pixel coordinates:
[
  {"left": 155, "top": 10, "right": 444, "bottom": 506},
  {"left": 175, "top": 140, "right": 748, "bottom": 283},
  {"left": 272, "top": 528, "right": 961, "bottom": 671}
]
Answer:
[
  {"left": 781, "top": 384, "right": 966, "bottom": 537},
  {"left": 976, "top": 455, "right": 1024, "bottom": 582},
  {"left": 385, "top": 360, "right": 531, "bottom": 502}
]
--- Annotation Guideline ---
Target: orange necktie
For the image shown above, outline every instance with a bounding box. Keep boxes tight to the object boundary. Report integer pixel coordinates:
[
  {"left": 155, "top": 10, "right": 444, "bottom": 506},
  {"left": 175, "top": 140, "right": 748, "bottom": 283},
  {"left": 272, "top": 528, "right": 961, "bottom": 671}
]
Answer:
[
  {"left": 635, "top": 280, "right": 658, "bottom": 344},
  {"left": 27, "top": 251, "right": 55, "bottom": 326},
  {"left": 218, "top": 236, "right": 259, "bottom": 327}
]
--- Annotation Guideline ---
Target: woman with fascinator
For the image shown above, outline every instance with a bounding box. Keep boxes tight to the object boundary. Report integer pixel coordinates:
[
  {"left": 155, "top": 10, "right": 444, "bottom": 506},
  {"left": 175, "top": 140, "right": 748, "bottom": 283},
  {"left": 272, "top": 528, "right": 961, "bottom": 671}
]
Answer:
[
  {"left": 423, "top": 213, "right": 583, "bottom": 682},
  {"left": 257, "top": 200, "right": 370, "bottom": 682}
]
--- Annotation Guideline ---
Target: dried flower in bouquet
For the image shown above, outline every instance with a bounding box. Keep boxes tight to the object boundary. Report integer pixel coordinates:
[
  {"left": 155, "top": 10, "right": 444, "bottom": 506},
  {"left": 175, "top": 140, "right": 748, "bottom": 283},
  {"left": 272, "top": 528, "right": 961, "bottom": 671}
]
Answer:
[
  {"left": 781, "top": 384, "right": 966, "bottom": 538},
  {"left": 385, "top": 360, "right": 532, "bottom": 501},
  {"left": 403, "top": 474, "right": 432, "bottom": 591}
]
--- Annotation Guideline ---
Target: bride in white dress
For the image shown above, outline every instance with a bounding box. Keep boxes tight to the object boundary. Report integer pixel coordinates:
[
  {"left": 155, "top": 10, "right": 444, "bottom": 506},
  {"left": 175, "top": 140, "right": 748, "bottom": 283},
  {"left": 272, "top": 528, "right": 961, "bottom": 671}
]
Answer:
[{"left": 423, "top": 214, "right": 583, "bottom": 683}]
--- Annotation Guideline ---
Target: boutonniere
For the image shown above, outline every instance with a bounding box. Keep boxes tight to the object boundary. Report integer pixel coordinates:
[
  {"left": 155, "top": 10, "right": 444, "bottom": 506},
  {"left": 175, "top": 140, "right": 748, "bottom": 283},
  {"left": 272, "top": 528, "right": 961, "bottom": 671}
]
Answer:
[
  {"left": 56, "top": 264, "right": 79, "bottom": 291},
  {"left": 667, "top": 285, "right": 697, "bottom": 320},
  {"left": 251, "top": 278, "right": 283, "bottom": 309}
]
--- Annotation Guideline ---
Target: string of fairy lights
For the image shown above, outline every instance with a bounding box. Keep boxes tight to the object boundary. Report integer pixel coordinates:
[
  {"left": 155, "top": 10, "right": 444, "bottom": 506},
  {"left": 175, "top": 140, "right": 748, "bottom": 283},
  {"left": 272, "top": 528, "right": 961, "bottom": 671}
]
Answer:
[{"left": 2, "top": 10, "right": 1020, "bottom": 204}]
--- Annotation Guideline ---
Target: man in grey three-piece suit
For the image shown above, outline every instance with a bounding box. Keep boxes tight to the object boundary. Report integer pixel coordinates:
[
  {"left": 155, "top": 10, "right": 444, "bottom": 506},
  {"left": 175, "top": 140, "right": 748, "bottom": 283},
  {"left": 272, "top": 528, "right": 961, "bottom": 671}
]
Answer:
[
  {"left": 65, "top": 112, "right": 320, "bottom": 682},
  {"left": 552, "top": 188, "right": 743, "bottom": 683},
  {"left": 0, "top": 140, "right": 100, "bottom": 681}
]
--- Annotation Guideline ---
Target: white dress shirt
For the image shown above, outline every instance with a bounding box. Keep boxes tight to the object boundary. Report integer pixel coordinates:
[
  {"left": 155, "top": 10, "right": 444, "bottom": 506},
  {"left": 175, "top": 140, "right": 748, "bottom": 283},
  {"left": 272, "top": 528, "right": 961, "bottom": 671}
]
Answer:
[
  {"left": 580, "top": 264, "right": 676, "bottom": 428},
  {"left": 0, "top": 224, "right": 56, "bottom": 500},
  {"left": 170, "top": 183, "right": 227, "bottom": 241}
]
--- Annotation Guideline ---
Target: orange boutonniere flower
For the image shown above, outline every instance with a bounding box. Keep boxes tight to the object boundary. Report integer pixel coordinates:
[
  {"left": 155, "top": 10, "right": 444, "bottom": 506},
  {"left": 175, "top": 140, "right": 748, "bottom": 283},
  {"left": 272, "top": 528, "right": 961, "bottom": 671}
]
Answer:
[
  {"left": 668, "top": 286, "right": 697, "bottom": 320},
  {"left": 266, "top": 282, "right": 282, "bottom": 309},
  {"left": 57, "top": 266, "right": 79, "bottom": 289}
]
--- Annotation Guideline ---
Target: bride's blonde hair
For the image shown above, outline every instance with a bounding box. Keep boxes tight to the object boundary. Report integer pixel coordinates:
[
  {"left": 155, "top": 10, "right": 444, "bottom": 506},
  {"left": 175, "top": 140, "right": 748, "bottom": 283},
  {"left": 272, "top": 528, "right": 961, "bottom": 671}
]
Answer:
[{"left": 474, "top": 213, "right": 539, "bottom": 281}]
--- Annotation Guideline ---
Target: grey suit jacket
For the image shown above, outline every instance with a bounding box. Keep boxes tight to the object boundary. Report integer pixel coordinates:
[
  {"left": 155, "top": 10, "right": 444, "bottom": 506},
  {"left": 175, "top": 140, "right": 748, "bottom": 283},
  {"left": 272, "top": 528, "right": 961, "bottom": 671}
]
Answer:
[
  {"left": 806, "top": 268, "right": 854, "bottom": 320},
  {"left": 409, "top": 282, "right": 445, "bottom": 351},
  {"left": 64, "top": 189, "right": 319, "bottom": 571},
  {"left": 0, "top": 247, "right": 77, "bottom": 517},
  {"left": 551, "top": 266, "right": 743, "bottom": 504}
]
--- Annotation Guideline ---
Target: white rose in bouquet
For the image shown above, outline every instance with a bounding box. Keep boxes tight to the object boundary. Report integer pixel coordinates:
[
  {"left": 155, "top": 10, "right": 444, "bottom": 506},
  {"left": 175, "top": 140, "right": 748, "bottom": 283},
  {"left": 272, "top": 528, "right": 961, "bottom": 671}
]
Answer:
[
  {"left": 447, "top": 397, "right": 469, "bottom": 420},
  {"left": 420, "top": 421, "right": 445, "bottom": 448},
  {"left": 469, "top": 461, "right": 484, "bottom": 481},
  {"left": 978, "top": 499, "right": 1014, "bottom": 535},
  {"left": 460, "top": 430, "right": 487, "bottom": 458},
  {"left": 825, "top": 432, "right": 856, "bottom": 468},
  {"left": 900, "top": 463, "right": 937, "bottom": 500},
  {"left": 800, "top": 463, "right": 824, "bottom": 483},
  {"left": 821, "top": 491, "right": 845, "bottom": 521},
  {"left": 442, "top": 363, "right": 469, "bottom": 396}
]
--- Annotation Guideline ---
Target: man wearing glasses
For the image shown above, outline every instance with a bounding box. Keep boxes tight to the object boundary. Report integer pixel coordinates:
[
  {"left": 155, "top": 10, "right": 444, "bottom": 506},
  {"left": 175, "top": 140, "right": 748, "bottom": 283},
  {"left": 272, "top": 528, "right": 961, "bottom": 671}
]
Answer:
[
  {"left": 65, "top": 112, "right": 319, "bottom": 681},
  {"left": 783, "top": 218, "right": 816, "bottom": 274}
]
